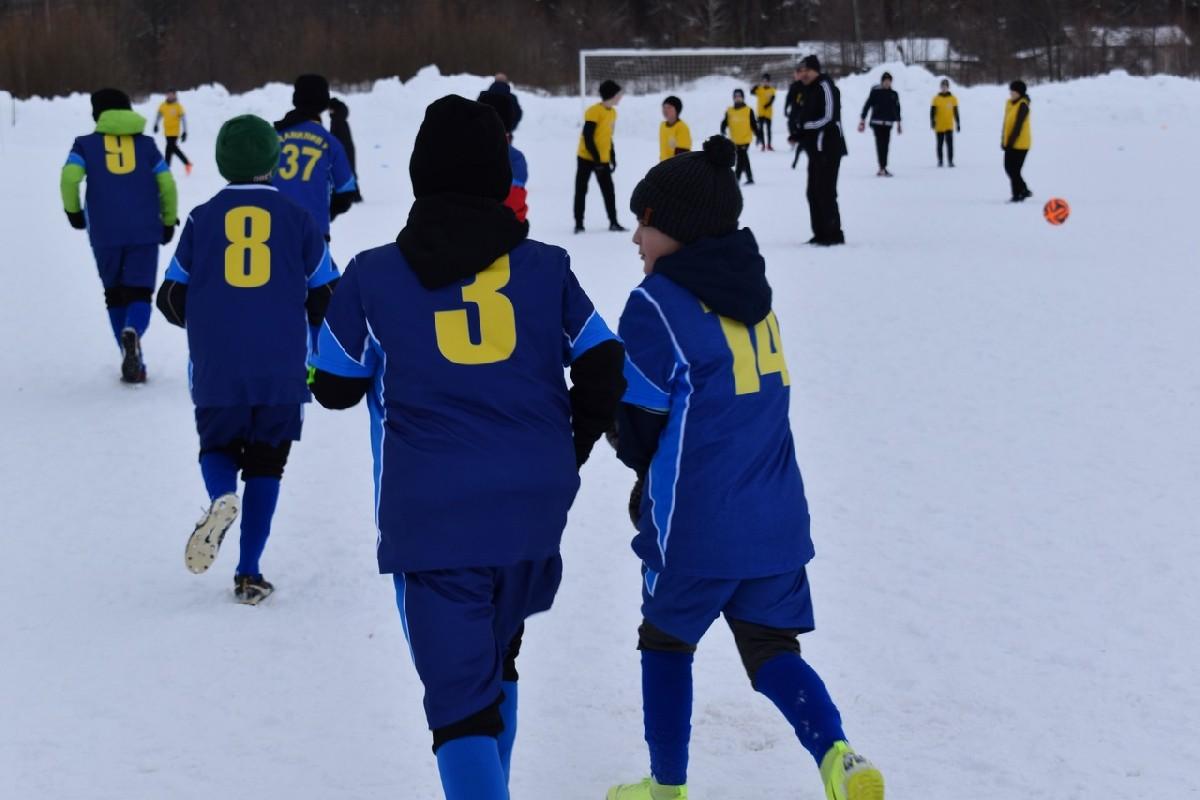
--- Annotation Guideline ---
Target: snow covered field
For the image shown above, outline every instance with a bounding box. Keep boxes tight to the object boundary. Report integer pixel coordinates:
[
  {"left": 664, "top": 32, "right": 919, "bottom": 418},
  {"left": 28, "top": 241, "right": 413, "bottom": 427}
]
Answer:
[{"left": 2, "top": 64, "right": 1198, "bottom": 799}]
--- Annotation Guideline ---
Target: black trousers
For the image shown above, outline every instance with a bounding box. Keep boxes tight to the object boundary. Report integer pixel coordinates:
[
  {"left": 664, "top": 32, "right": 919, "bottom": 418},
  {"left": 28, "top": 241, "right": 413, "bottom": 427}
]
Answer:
[
  {"left": 757, "top": 117, "right": 772, "bottom": 148},
  {"left": 1004, "top": 148, "right": 1029, "bottom": 198},
  {"left": 936, "top": 131, "right": 954, "bottom": 165},
  {"left": 164, "top": 136, "right": 190, "bottom": 166},
  {"left": 872, "top": 125, "right": 892, "bottom": 169},
  {"left": 574, "top": 157, "right": 618, "bottom": 226},
  {"left": 806, "top": 152, "right": 844, "bottom": 242},
  {"left": 734, "top": 144, "right": 754, "bottom": 182}
]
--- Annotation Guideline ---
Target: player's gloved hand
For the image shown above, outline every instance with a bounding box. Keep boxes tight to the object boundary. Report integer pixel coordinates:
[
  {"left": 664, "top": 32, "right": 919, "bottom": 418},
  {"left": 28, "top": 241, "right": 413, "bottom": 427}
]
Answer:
[
  {"left": 957, "top": 126, "right": 962, "bottom": 133},
  {"left": 181, "top": 132, "right": 187, "bottom": 143},
  {"left": 897, "top": 122, "right": 903, "bottom": 134},
  {"left": 153, "top": 124, "right": 159, "bottom": 133},
  {"left": 857, "top": 120, "right": 865, "bottom": 133},
  {"left": 604, "top": 423, "right": 619, "bottom": 452},
  {"left": 162, "top": 222, "right": 178, "bottom": 245},
  {"left": 66, "top": 210, "right": 86, "bottom": 230},
  {"left": 628, "top": 475, "right": 644, "bottom": 529},
  {"left": 608, "top": 160, "right": 617, "bottom": 174}
]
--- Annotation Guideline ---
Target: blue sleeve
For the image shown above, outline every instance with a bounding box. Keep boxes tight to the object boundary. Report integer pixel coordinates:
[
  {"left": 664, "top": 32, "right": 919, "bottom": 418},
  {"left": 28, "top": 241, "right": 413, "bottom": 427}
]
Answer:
[
  {"left": 164, "top": 215, "right": 195, "bottom": 284},
  {"left": 510, "top": 147, "right": 528, "bottom": 188},
  {"left": 329, "top": 137, "right": 357, "bottom": 193},
  {"left": 302, "top": 214, "right": 338, "bottom": 288},
  {"left": 618, "top": 287, "right": 677, "bottom": 413},
  {"left": 562, "top": 261, "right": 617, "bottom": 364},
  {"left": 65, "top": 140, "right": 86, "bottom": 170},
  {"left": 309, "top": 260, "right": 378, "bottom": 378}
]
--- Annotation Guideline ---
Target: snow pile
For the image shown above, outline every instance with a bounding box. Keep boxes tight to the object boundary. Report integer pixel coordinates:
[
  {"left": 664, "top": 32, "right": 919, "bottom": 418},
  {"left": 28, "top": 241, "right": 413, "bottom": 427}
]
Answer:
[{"left": 1, "top": 64, "right": 1198, "bottom": 799}]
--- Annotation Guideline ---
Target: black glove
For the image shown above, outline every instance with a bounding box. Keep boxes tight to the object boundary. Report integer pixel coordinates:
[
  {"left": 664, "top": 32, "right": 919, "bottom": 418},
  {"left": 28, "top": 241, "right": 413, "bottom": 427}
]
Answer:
[
  {"left": 607, "top": 160, "right": 616, "bottom": 174},
  {"left": 66, "top": 210, "right": 86, "bottom": 230},
  {"left": 628, "top": 475, "right": 644, "bottom": 529},
  {"left": 162, "top": 222, "right": 177, "bottom": 245},
  {"left": 153, "top": 124, "right": 158, "bottom": 133},
  {"left": 604, "top": 423, "right": 619, "bottom": 452},
  {"left": 181, "top": 131, "right": 187, "bottom": 143}
]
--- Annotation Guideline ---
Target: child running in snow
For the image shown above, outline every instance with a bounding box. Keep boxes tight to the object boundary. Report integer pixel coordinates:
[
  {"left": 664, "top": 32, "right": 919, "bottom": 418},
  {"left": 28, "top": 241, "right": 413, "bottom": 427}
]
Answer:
[{"left": 606, "top": 135, "right": 885, "bottom": 800}]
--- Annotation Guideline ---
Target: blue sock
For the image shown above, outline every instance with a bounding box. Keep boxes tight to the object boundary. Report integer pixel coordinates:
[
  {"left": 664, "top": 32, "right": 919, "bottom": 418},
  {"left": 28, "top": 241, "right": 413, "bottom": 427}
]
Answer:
[
  {"left": 642, "top": 649, "right": 693, "bottom": 786},
  {"left": 497, "top": 681, "right": 518, "bottom": 783},
  {"left": 106, "top": 305, "right": 126, "bottom": 345},
  {"left": 199, "top": 451, "right": 238, "bottom": 501},
  {"left": 236, "top": 477, "right": 280, "bottom": 577},
  {"left": 435, "top": 736, "right": 508, "bottom": 800},
  {"left": 754, "top": 652, "right": 846, "bottom": 765},
  {"left": 124, "top": 300, "right": 152, "bottom": 338}
]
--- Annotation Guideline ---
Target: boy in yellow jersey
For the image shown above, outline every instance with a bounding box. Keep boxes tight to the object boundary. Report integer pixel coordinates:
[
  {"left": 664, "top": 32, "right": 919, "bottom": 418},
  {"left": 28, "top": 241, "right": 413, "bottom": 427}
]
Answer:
[
  {"left": 750, "top": 73, "right": 776, "bottom": 151},
  {"left": 659, "top": 96, "right": 691, "bottom": 162},
  {"left": 930, "top": 78, "right": 960, "bottom": 167},
  {"left": 154, "top": 91, "right": 192, "bottom": 175},
  {"left": 575, "top": 79, "right": 626, "bottom": 233},
  {"left": 720, "top": 89, "right": 758, "bottom": 185},
  {"left": 1002, "top": 80, "right": 1032, "bottom": 202}
]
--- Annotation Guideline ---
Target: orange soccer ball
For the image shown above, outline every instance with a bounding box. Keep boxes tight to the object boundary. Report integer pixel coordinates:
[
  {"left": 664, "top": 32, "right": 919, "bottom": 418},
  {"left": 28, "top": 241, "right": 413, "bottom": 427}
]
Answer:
[{"left": 1043, "top": 197, "right": 1070, "bottom": 225}]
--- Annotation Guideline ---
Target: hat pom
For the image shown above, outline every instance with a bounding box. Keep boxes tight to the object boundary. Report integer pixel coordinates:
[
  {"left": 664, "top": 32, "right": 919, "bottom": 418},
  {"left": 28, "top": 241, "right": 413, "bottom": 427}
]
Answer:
[{"left": 702, "top": 136, "right": 736, "bottom": 170}]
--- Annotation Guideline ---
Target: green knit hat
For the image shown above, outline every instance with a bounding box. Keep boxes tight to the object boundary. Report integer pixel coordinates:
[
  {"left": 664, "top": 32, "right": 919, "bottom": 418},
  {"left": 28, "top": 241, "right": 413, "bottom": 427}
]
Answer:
[{"left": 216, "top": 115, "right": 280, "bottom": 181}]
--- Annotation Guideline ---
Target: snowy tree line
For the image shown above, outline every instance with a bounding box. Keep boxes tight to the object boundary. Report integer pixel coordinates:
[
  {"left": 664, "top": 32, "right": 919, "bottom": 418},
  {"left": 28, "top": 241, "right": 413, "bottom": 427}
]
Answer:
[{"left": 0, "top": 0, "right": 1196, "bottom": 98}]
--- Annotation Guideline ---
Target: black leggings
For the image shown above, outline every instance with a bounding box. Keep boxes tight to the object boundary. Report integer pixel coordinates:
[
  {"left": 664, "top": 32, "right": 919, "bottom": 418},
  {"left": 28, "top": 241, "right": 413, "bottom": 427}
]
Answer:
[
  {"left": 573, "top": 157, "right": 618, "bottom": 226},
  {"left": 164, "top": 136, "right": 190, "bottom": 166},
  {"left": 757, "top": 117, "right": 772, "bottom": 148},
  {"left": 734, "top": 144, "right": 754, "bottom": 182},
  {"left": 872, "top": 125, "right": 892, "bottom": 169},
  {"left": 936, "top": 131, "right": 954, "bottom": 165},
  {"left": 1004, "top": 148, "right": 1029, "bottom": 198}
]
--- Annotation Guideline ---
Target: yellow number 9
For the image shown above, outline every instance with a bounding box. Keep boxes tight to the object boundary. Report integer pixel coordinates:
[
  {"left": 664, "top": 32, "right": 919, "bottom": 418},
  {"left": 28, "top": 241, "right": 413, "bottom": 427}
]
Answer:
[
  {"left": 435, "top": 256, "right": 517, "bottom": 365},
  {"left": 224, "top": 207, "right": 271, "bottom": 288},
  {"left": 103, "top": 135, "right": 136, "bottom": 175}
]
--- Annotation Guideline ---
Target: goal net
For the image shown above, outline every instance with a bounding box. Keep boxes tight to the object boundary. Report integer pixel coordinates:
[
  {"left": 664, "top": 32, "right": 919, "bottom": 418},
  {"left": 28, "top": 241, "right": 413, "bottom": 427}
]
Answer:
[{"left": 579, "top": 47, "right": 804, "bottom": 100}]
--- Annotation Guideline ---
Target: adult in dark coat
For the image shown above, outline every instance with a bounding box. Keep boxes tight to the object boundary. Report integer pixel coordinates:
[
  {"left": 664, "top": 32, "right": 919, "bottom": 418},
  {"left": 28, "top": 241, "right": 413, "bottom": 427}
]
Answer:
[
  {"left": 327, "top": 98, "right": 363, "bottom": 202},
  {"left": 795, "top": 55, "right": 847, "bottom": 245},
  {"left": 484, "top": 73, "right": 523, "bottom": 133}
]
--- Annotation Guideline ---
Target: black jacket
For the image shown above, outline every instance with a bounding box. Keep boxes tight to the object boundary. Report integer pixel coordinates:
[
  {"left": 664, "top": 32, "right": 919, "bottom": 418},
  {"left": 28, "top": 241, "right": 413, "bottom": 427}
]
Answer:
[
  {"left": 860, "top": 85, "right": 901, "bottom": 125},
  {"left": 796, "top": 74, "right": 847, "bottom": 157},
  {"left": 327, "top": 99, "right": 362, "bottom": 202},
  {"left": 784, "top": 80, "right": 805, "bottom": 131},
  {"left": 615, "top": 228, "right": 772, "bottom": 476}
]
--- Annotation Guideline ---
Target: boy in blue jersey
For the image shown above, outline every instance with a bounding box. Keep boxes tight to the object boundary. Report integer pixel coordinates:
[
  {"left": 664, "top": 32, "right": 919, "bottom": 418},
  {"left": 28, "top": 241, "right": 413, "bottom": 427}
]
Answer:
[
  {"left": 273, "top": 74, "right": 358, "bottom": 240},
  {"left": 155, "top": 115, "right": 339, "bottom": 605},
  {"left": 309, "top": 95, "right": 625, "bottom": 799},
  {"left": 607, "top": 136, "right": 885, "bottom": 800},
  {"left": 61, "top": 88, "right": 179, "bottom": 383}
]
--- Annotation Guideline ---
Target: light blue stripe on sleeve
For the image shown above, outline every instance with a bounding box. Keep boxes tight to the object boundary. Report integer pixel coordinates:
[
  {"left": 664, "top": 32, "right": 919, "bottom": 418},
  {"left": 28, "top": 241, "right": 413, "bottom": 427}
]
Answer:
[
  {"left": 65, "top": 153, "right": 86, "bottom": 168},
  {"left": 164, "top": 257, "right": 190, "bottom": 284},
  {"left": 306, "top": 245, "right": 338, "bottom": 288},
  {"left": 621, "top": 356, "right": 670, "bottom": 412},
  {"left": 335, "top": 177, "right": 358, "bottom": 192},
  {"left": 310, "top": 321, "right": 374, "bottom": 379},
  {"left": 567, "top": 310, "right": 618, "bottom": 362},
  {"left": 153, "top": 159, "right": 169, "bottom": 174}
]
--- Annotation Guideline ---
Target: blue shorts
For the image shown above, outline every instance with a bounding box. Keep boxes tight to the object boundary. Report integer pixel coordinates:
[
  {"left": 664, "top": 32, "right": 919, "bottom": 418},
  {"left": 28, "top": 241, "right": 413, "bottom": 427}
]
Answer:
[
  {"left": 642, "top": 565, "right": 816, "bottom": 646},
  {"left": 394, "top": 556, "right": 562, "bottom": 730},
  {"left": 194, "top": 404, "right": 304, "bottom": 452},
  {"left": 92, "top": 243, "right": 159, "bottom": 290}
]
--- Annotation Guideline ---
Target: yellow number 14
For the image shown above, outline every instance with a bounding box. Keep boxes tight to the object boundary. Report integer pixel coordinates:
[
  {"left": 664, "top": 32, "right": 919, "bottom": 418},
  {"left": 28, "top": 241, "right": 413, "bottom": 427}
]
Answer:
[{"left": 707, "top": 306, "right": 790, "bottom": 395}]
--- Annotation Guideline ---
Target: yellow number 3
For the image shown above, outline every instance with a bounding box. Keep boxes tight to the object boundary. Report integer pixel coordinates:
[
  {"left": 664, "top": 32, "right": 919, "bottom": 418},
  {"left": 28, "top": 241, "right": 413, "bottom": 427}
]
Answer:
[
  {"left": 224, "top": 207, "right": 271, "bottom": 288},
  {"left": 435, "top": 256, "right": 517, "bottom": 365},
  {"left": 708, "top": 307, "right": 790, "bottom": 395},
  {"left": 103, "top": 135, "right": 136, "bottom": 174}
]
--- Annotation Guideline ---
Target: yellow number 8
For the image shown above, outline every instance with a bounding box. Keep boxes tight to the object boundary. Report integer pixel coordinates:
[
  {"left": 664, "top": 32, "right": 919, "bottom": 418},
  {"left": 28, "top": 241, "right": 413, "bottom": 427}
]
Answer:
[
  {"left": 224, "top": 207, "right": 271, "bottom": 288},
  {"left": 103, "top": 135, "right": 136, "bottom": 175},
  {"left": 434, "top": 256, "right": 517, "bottom": 365}
]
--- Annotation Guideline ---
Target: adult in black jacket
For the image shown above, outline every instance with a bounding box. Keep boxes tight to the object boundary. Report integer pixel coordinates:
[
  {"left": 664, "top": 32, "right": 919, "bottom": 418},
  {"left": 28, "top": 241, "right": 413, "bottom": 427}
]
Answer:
[
  {"left": 795, "top": 56, "right": 847, "bottom": 245},
  {"left": 484, "top": 73, "right": 523, "bottom": 134},
  {"left": 858, "top": 71, "right": 902, "bottom": 176},
  {"left": 327, "top": 98, "right": 363, "bottom": 202},
  {"left": 784, "top": 65, "right": 806, "bottom": 169}
]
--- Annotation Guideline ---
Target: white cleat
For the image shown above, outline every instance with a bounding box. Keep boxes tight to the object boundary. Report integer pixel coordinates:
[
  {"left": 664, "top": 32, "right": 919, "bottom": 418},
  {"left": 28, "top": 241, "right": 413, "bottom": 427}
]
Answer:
[{"left": 184, "top": 493, "right": 239, "bottom": 574}]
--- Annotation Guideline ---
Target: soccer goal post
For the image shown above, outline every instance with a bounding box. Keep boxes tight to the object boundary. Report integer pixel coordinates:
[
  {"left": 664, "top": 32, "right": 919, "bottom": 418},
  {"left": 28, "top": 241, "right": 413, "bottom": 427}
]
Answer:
[{"left": 579, "top": 47, "right": 804, "bottom": 101}]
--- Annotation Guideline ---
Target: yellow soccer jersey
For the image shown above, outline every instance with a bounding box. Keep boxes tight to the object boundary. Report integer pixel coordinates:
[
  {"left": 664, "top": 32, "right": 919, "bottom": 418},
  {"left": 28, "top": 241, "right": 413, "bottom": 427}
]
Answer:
[
  {"left": 158, "top": 101, "right": 185, "bottom": 137},
  {"left": 752, "top": 85, "right": 776, "bottom": 119},
  {"left": 577, "top": 102, "right": 617, "bottom": 162},
  {"left": 659, "top": 119, "right": 692, "bottom": 161},
  {"left": 931, "top": 93, "right": 958, "bottom": 133},
  {"left": 724, "top": 105, "right": 755, "bottom": 146}
]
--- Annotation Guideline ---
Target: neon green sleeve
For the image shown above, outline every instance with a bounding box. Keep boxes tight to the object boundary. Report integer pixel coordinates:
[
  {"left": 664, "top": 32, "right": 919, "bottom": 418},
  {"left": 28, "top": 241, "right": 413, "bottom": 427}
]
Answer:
[
  {"left": 156, "top": 169, "right": 178, "bottom": 226},
  {"left": 60, "top": 162, "right": 85, "bottom": 213}
]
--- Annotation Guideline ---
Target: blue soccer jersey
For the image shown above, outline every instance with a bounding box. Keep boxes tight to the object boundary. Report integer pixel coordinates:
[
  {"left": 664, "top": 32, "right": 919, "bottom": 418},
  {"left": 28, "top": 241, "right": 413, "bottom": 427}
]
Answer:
[
  {"left": 66, "top": 132, "right": 168, "bottom": 248},
  {"left": 620, "top": 273, "right": 814, "bottom": 579},
  {"left": 165, "top": 184, "right": 338, "bottom": 407},
  {"left": 310, "top": 239, "right": 617, "bottom": 574},
  {"left": 272, "top": 120, "right": 356, "bottom": 236}
]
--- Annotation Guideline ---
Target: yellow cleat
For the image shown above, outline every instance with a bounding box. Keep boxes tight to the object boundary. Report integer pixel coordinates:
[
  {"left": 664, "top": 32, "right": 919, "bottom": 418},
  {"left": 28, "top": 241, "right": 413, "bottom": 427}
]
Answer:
[
  {"left": 606, "top": 777, "right": 687, "bottom": 800},
  {"left": 820, "top": 741, "right": 884, "bottom": 800}
]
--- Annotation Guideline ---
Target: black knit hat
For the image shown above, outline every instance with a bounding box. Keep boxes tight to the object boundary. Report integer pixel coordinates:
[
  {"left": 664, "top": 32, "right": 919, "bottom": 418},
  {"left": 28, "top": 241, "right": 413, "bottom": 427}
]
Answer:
[
  {"left": 599, "top": 79, "right": 622, "bottom": 101},
  {"left": 410, "top": 94, "right": 511, "bottom": 202},
  {"left": 1009, "top": 80, "right": 1027, "bottom": 95},
  {"left": 216, "top": 115, "right": 281, "bottom": 181},
  {"left": 91, "top": 88, "right": 131, "bottom": 121},
  {"left": 663, "top": 95, "right": 682, "bottom": 114},
  {"left": 881, "top": 71, "right": 893, "bottom": 81},
  {"left": 801, "top": 55, "right": 821, "bottom": 72},
  {"left": 629, "top": 136, "right": 742, "bottom": 245},
  {"left": 293, "top": 74, "right": 331, "bottom": 114},
  {"left": 476, "top": 91, "right": 514, "bottom": 133},
  {"left": 733, "top": 88, "right": 745, "bottom": 99}
]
